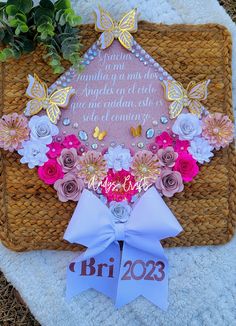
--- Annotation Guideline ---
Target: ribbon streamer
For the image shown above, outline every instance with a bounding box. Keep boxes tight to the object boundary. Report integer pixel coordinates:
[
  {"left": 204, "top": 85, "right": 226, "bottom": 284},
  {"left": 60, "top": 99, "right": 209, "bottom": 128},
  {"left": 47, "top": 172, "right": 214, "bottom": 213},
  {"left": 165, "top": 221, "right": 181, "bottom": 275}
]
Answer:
[{"left": 64, "top": 187, "right": 182, "bottom": 309}]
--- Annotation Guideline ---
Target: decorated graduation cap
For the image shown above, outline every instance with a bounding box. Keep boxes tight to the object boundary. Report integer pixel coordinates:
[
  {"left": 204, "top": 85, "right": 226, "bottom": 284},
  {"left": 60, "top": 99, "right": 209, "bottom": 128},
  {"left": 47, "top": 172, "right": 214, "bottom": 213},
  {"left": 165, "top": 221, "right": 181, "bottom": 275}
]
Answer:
[{"left": 0, "top": 7, "right": 234, "bottom": 310}]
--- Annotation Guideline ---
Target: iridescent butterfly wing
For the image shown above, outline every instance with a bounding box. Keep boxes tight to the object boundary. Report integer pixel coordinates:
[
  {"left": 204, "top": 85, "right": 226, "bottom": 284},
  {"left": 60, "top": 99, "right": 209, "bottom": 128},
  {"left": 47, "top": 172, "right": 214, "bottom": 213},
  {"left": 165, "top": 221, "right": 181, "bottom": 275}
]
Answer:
[
  {"left": 187, "top": 80, "right": 210, "bottom": 117},
  {"left": 162, "top": 80, "right": 185, "bottom": 119},
  {"left": 94, "top": 6, "right": 115, "bottom": 50},
  {"left": 118, "top": 8, "right": 138, "bottom": 51},
  {"left": 48, "top": 87, "right": 75, "bottom": 124},
  {"left": 24, "top": 74, "right": 47, "bottom": 116}
]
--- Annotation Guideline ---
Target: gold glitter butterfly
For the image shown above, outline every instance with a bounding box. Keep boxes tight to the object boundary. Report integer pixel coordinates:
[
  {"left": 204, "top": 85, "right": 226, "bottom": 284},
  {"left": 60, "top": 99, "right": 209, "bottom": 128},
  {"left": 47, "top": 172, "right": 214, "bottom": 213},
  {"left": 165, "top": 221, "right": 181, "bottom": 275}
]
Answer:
[
  {"left": 94, "top": 6, "right": 138, "bottom": 51},
  {"left": 93, "top": 126, "right": 107, "bottom": 141},
  {"left": 24, "top": 74, "right": 75, "bottom": 124},
  {"left": 162, "top": 79, "right": 210, "bottom": 119},
  {"left": 130, "top": 124, "right": 142, "bottom": 137}
]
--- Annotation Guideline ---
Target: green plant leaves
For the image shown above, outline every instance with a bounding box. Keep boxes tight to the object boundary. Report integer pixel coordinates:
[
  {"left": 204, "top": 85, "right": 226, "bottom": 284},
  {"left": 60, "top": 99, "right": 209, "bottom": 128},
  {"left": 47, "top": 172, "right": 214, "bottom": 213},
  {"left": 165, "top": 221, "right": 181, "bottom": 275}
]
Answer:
[
  {"left": 6, "top": 4, "right": 18, "bottom": 16},
  {"left": 0, "top": 47, "right": 15, "bottom": 61},
  {"left": 34, "top": 7, "right": 54, "bottom": 23},
  {"left": 39, "top": 0, "right": 55, "bottom": 10},
  {"left": 7, "top": 0, "right": 33, "bottom": 14},
  {"left": 0, "top": 0, "right": 83, "bottom": 74},
  {"left": 55, "top": 0, "right": 71, "bottom": 10}
]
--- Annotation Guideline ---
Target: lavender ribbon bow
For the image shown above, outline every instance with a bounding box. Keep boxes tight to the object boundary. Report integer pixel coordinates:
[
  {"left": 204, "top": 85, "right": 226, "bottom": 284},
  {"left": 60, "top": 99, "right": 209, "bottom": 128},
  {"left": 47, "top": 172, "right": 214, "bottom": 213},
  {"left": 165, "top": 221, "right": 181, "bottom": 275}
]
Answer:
[{"left": 64, "top": 186, "right": 182, "bottom": 309}]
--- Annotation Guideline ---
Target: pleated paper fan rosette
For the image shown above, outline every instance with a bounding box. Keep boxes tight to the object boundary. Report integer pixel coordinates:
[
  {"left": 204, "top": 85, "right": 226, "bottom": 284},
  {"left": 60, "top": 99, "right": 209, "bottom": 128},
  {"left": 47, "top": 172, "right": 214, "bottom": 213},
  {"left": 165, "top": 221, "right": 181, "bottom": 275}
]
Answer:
[{"left": 0, "top": 6, "right": 235, "bottom": 309}]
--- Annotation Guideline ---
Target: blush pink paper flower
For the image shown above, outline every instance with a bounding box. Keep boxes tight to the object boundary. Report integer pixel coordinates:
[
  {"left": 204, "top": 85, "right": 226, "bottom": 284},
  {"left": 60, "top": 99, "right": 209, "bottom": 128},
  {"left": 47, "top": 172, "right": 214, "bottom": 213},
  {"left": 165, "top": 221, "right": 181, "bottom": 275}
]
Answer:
[
  {"left": 157, "top": 146, "right": 178, "bottom": 168},
  {"left": 155, "top": 169, "right": 184, "bottom": 197},
  {"left": 101, "top": 169, "right": 138, "bottom": 203},
  {"left": 58, "top": 148, "right": 79, "bottom": 172},
  {"left": 131, "top": 150, "right": 160, "bottom": 184},
  {"left": 202, "top": 113, "right": 234, "bottom": 149},
  {"left": 47, "top": 142, "right": 63, "bottom": 159},
  {"left": 38, "top": 159, "right": 64, "bottom": 185},
  {"left": 0, "top": 113, "right": 29, "bottom": 152},
  {"left": 62, "top": 134, "right": 80, "bottom": 149},
  {"left": 77, "top": 151, "right": 107, "bottom": 185},
  {"left": 173, "top": 152, "right": 199, "bottom": 182},
  {"left": 174, "top": 139, "right": 190, "bottom": 153},
  {"left": 54, "top": 173, "right": 84, "bottom": 202},
  {"left": 155, "top": 131, "right": 173, "bottom": 148}
]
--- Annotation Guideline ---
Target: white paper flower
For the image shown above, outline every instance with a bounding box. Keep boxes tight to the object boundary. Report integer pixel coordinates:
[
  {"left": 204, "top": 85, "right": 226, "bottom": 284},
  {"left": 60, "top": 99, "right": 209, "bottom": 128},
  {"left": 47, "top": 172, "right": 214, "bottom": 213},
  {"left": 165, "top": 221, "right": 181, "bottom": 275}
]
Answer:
[
  {"left": 104, "top": 145, "right": 132, "bottom": 171},
  {"left": 18, "top": 140, "right": 49, "bottom": 169},
  {"left": 172, "top": 113, "right": 202, "bottom": 140},
  {"left": 188, "top": 137, "right": 214, "bottom": 164},
  {"left": 109, "top": 201, "right": 132, "bottom": 223},
  {"left": 29, "top": 115, "right": 58, "bottom": 144}
]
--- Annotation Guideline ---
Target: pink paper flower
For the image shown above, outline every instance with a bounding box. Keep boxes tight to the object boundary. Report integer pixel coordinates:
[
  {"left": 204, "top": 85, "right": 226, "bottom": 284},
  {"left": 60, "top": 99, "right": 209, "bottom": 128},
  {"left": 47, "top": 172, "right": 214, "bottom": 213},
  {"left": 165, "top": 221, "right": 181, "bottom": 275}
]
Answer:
[
  {"left": 202, "top": 113, "right": 234, "bottom": 149},
  {"left": 77, "top": 144, "right": 88, "bottom": 156},
  {"left": 47, "top": 142, "right": 63, "bottom": 158},
  {"left": 62, "top": 134, "right": 80, "bottom": 149},
  {"left": 54, "top": 173, "right": 84, "bottom": 202},
  {"left": 174, "top": 139, "right": 190, "bottom": 153},
  {"left": 173, "top": 152, "right": 199, "bottom": 182},
  {"left": 77, "top": 151, "right": 107, "bottom": 186},
  {"left": 148, "top": 142, "right": 159, "bottom": 154},
  {"left": 58, "top": 148, "right": 79, "bottom": 172},
  {"left": 157, "top": 146, "right": 178, "bottom": 168},
  {"left": 101, "top": 169, "right": 138, "bottom": 203},
  {"left": 155, "top": 131, "right": 173, "bottom": 148},
  {"left": 0, "top": 113, "right": 29, "bottom": 152},
  {"left": 155, "top": 169, "right": 184, "bottom": 197},
  {"left": 131, "top": 150, "right": 160, "bottom": 184},
  {"left": 38, "top": 159, "right": 64, "bottom": 185}
]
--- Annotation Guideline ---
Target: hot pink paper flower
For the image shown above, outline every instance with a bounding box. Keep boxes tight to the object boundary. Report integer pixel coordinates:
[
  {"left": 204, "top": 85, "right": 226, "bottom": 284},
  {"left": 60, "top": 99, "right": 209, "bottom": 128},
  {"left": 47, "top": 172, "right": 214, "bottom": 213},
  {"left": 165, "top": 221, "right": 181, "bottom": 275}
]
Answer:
[
  {"left": 47, "top": 142, "right": 63, "bottom": 158},
  {"left": 155, "top": 131, "right": 173, "bottom": 148},
  {"left": 173, "top": 152, "right": 199, "bottom": 182},
  {"left": 77, "top": 144, "right": 88, "bottom": 156},
  {"left": 202, "top": 113, "right": 234, "bottom": 149},
  {"left": 174, "top": 139, "right": 190, "bottom": 153},
  {"left": 54, "top": 173, "right": 84, "bottom": 202},
  {"left": 101, "top": 169, "right": 138, "bottom": 203},
  {"left": 148, "top": 142, "right": 159, "bottom": 154},
  {"left": 38, "top": 159, "right": 64, "bottom": 185},
  {"left": 0, "top": 113, "right": 29, "bottom": 152},
  {"left": 62, "top": 134, "right": 80, "bottom": 149}
]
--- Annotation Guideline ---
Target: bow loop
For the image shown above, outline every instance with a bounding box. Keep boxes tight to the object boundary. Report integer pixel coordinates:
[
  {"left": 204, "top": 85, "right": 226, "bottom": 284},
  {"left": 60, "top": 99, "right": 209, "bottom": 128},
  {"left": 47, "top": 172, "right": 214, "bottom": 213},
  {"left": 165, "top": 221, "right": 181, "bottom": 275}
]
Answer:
[{"left": 64, "top": 189, "right": 116, "bottom": 258}]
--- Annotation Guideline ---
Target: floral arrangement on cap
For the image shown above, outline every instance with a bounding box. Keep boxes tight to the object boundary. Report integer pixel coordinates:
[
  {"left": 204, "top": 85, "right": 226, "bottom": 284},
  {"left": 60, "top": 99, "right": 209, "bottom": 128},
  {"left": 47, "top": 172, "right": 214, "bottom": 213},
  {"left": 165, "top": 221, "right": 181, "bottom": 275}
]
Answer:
[{"left": 0, "top": 75, "right": 234, "bottom": 219}]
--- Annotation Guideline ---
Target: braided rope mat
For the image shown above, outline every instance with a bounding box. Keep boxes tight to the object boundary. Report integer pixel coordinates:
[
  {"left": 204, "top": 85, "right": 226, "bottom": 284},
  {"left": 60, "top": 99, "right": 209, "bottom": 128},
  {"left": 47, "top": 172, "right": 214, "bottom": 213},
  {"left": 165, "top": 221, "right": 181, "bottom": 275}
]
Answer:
[{"left": 0, "top": 22, "right": 235, "bottom": 252}]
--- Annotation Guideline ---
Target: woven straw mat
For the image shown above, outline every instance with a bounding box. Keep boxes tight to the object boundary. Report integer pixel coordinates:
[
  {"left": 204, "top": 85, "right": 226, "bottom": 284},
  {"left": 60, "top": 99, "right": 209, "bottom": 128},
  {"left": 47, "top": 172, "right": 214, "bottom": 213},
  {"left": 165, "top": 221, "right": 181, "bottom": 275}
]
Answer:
[{"left": 0, "top": 22, "right": 235, "bottom": 252}]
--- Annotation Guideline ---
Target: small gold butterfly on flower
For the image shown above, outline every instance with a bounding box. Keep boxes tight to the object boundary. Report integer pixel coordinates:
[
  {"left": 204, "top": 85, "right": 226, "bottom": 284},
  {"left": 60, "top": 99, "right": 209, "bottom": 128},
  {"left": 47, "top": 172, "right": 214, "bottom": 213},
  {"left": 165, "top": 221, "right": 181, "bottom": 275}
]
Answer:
[
  {"left": 24, "top": 74, "right": 75, "bottom": 124},
  {"left": 162, "top": 79, "right": 210, "bottom": 119},
  {"left": 93, "top": 126, "right": 107, "bottom": 141},
  {"left": 94, "top": 6, "right": 138, "bottom": 51},
  {"left": 130, "top": 124, "right": 142, "bottom": 137}
]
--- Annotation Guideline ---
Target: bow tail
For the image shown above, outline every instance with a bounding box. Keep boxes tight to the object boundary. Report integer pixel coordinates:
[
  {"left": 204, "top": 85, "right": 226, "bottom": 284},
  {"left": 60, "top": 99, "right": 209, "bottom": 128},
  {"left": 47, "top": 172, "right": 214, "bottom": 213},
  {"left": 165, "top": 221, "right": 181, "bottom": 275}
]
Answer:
[
  {"left": 66, "top": 242, "right": 121, "bottom": 301},
  {"left": 115, "top": 242, "right": 168, "bottom": 310}
]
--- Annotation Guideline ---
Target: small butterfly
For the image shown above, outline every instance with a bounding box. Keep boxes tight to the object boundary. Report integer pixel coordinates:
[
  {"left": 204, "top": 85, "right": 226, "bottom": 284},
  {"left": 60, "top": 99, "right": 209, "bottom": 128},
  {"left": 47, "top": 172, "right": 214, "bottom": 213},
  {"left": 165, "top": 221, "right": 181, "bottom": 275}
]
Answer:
[
  {"left": 130, "top": 124, "right": 142, "bottom": 137},
  {"left": 94, "top": 6, "right": 138, "bottom": 51},
  {"left": 162, "top": 79, "right": 210, "bottom": 119},
  {"left": 93, "top": 126, "right": 107, "bottom": 141},
  {"left": 24, "top": 74, "right": 75, "bottom": 124}
]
